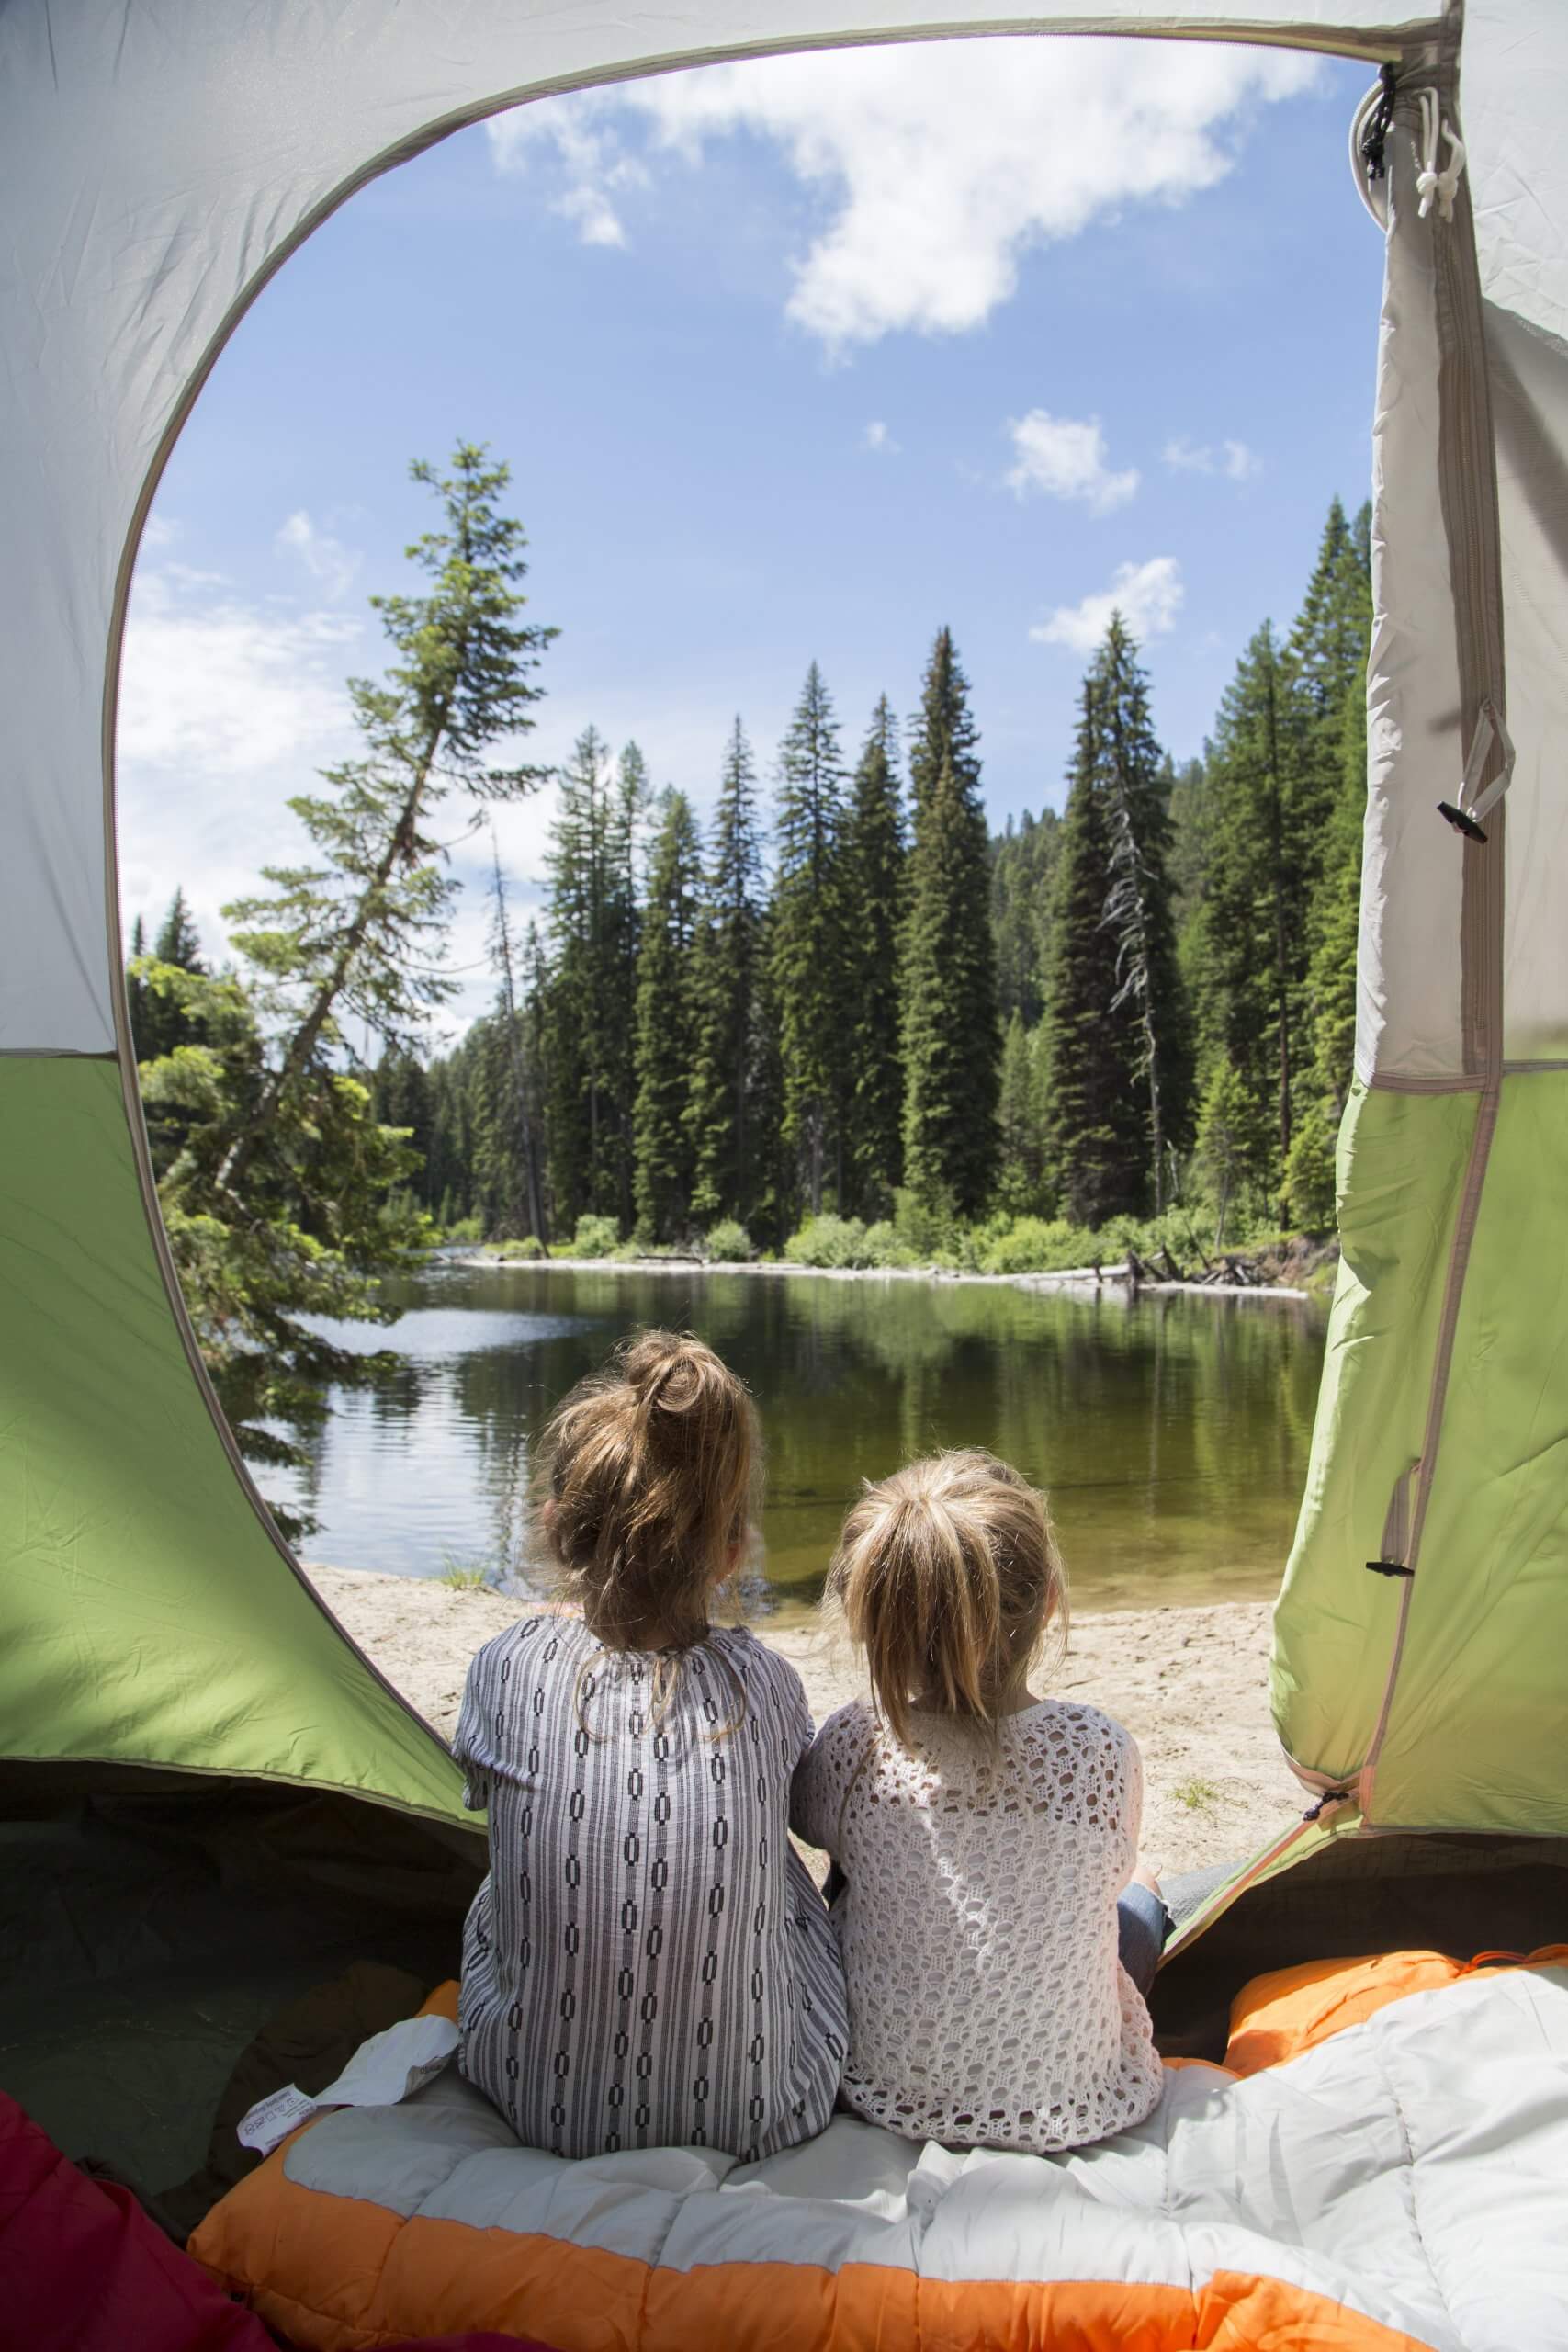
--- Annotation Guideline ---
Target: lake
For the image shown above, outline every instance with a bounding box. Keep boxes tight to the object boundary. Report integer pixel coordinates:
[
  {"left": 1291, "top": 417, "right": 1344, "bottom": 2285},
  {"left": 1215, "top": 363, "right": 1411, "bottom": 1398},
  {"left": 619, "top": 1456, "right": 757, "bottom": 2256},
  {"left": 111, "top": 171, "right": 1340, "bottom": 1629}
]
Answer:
[{"left": 265, "top": 1259, "right": 1327, "bottom": 1621}]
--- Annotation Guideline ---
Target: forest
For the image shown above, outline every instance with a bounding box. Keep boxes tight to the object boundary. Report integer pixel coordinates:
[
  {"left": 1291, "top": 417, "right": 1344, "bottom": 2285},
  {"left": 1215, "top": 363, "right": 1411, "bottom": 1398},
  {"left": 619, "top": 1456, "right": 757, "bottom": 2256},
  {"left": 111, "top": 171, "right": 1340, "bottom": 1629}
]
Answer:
[
  {"left": 125, "top": 443, "right": 1367, "bottom": 1501},
  {"left": 361, "top": 495, "right": 1371, "bottom": 1272}
]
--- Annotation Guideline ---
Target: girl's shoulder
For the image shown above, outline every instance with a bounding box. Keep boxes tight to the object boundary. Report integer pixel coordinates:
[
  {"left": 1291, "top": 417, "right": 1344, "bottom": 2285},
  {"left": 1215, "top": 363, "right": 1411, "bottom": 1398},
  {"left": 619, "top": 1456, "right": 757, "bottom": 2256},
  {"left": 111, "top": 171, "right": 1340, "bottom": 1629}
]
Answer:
[
  {"left": 468, "top": 1603, "right": 586, "bottom": 1677},
  {"left": 1024, "top": 1695, "right": 1134, "bottom": 1753},
  {"left": 704, "top": 1623, "right": 808, "bottom": 1694}
]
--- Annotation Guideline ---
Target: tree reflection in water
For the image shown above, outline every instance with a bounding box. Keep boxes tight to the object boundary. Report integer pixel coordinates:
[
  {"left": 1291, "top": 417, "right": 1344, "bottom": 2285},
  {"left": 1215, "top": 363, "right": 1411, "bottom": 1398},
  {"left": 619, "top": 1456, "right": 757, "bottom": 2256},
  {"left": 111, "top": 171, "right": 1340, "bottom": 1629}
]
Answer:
[{"left": 265, "top": 1259, "right": 1325, "bottom": 1620}]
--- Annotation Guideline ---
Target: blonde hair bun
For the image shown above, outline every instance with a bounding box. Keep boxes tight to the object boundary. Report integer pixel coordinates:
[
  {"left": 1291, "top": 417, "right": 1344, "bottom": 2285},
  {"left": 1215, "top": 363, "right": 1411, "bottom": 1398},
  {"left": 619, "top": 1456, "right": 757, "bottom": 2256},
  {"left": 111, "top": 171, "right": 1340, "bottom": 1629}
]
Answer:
[{"left": 828, "top": 1450, "right": 1067, "bottom": 1747}]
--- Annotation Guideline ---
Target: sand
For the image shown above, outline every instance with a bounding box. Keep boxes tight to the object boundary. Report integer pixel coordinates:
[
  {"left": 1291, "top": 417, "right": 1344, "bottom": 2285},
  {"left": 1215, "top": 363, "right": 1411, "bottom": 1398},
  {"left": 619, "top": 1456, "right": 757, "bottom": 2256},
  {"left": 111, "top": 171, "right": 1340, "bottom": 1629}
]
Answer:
[{"left": 307, "top": 1565, "right": 1301, "bottom": 1876}]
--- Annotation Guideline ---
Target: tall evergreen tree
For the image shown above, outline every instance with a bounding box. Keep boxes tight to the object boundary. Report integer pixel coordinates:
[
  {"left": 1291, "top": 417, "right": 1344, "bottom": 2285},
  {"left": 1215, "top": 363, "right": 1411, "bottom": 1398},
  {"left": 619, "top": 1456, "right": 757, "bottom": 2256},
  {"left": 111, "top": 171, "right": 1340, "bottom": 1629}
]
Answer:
[
  {"left": 543, "top": 726, "right": 641, "bottom": 1229},
  {"left": 1094, "top": 617, "right": 1192, "bottom": 1210},
  {"left": 482, "top": 833, "right": 548, "bottom": 1240},
  {"left": 990, "top": 808, "right": 1060, "bottom": 1029},
  {"left": 687, "top": 719, "right": 768, "bottom": 1230},
  {"left": 769, "top": 662, "right": 850, "bottom": 1216},
  {"left": 1190, "top": 621, "right": 1301, "bottom": 1205},
  {"left": 908, "top": 624, "right": 982, "bottom": 830},
  {"left": 996, "top": 1010, "right": 1046, "bottom": 1213},
  {"left": 840, "top": 695, "right": 908, "bottom": 1216},
  {"left": 131, "top": 888, "right": 209, "bottom": 1062},
  {"left": 900, "top": 631, "right": 999, "bottom": 1218},
  {"left": 220, "top": 443, "right": 555, "bottom": 1204},
  {"left": 633, "top": 790, "right": 704, "bottom": 1241},
  {"left": 1285, "top": 665, "right": 1368, "bottom": 1224},
  {"left": 1038, "top": 666, "right": 1148, "bottom": 1226}
]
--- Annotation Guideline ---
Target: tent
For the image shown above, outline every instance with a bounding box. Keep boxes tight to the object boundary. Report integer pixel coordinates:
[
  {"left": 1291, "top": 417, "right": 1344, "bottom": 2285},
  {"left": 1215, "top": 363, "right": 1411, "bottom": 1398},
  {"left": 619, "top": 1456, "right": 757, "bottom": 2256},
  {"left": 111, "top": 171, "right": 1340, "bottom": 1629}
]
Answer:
[{"left": 3, "top": 0, "right": 1567, "bottom": 2239}]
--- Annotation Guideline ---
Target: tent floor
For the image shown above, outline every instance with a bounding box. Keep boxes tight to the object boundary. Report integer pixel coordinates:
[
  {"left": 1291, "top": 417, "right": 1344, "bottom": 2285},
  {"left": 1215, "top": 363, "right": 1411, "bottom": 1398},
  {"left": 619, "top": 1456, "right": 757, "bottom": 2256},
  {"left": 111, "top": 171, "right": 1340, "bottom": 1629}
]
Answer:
[
  {"left": 7, "top": 1774, "right": 1568, "bottom": 2199},
  {"left": 0, "top": 1771, "right": 479, "bottom": 2194}
]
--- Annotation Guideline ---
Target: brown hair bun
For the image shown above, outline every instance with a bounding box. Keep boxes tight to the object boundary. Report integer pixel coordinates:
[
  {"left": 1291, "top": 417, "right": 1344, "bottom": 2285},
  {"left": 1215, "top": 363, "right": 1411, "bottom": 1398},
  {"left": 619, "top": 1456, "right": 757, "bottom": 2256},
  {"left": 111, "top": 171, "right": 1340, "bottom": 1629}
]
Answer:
[{"left": 538, "top": 1329, "right": 761, "bottom": 1651}]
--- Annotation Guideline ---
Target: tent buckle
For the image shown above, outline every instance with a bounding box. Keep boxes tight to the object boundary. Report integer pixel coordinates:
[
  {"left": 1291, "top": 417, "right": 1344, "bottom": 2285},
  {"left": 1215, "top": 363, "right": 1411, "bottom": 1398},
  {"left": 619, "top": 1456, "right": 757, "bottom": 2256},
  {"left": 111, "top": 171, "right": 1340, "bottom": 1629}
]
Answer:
[{"left": 1438, "top": 700, "right": 1515, "bottom": 843}]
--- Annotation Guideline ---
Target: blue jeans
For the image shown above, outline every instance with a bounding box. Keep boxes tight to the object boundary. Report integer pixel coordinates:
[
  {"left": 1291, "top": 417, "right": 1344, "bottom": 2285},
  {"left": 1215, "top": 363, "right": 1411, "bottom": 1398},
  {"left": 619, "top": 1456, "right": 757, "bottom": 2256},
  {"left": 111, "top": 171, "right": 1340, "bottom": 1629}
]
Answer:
[{"left": 1117, "top": 1883, "right": 1170, "bottom": 1999}]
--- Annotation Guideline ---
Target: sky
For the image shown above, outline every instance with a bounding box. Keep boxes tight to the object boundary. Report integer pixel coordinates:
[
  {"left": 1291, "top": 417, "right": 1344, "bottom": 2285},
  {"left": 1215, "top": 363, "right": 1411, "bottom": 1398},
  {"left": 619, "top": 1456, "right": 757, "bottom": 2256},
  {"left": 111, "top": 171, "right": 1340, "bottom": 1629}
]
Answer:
[{"left": 118, "top": 34, "right": 1385, "bottom": 1039}]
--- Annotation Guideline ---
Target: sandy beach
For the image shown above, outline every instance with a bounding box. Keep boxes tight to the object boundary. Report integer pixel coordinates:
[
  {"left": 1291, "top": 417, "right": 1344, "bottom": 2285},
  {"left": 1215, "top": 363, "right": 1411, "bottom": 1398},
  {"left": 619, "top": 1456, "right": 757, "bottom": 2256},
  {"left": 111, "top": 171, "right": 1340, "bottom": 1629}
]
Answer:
[{"left": 308, "top": 1564, "right": 1301, "bottom": 1875}]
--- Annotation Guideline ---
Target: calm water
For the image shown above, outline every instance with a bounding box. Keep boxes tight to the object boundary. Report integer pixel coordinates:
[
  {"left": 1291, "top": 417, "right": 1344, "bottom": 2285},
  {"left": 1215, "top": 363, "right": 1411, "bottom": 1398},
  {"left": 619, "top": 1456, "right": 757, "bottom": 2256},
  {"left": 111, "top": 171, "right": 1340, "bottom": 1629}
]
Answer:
[{"left": 265, "top": 1260, "right": 1327, "bottom": 1621}]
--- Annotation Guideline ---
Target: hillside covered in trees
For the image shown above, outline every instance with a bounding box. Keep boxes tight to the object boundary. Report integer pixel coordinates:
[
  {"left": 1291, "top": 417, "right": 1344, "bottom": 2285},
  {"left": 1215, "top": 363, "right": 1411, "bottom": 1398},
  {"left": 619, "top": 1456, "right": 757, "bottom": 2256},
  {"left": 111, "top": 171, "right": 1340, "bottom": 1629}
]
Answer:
[{"left": 356, "top": 493, "right": 1371, "bottom": 1266}]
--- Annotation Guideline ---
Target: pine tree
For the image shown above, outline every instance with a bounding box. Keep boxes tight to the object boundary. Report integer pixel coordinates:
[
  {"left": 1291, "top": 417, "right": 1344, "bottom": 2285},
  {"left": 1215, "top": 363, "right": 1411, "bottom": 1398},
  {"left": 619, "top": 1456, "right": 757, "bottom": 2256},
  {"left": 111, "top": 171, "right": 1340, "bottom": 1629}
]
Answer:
[
  {"left": 908, "top": 624, "right": 982, "bottom": 831},
  {"left": 990, "top": 808, "right": 1060, "bottom": 1030},
  {"left": 482, "top": 832, "right": 548, "bottom": 1240},
  {"left": 840, "top": 695, "right": 908, "bottom": 1215},
  {"left": 543, "top": 726, "right": 641, "bottom": 1231},
  {"left": 1038, "top": 667, "right": 1148, "bottom": 1226},
  {"left": 1284, "top": 665, "right": 1368, "bottom": 1226},
  {"left": 900, "top": 639, "right": 1000, "bottom": 1218},
  {"left": 1094, "top": 617, "right": 1192, "bottom": 1210},
  {"left": 996, "top": 1010, "right": 1045, "bottom": 1212},
  {"left": 132, "top": 888, "right": 210, "bottom": 1062},
  {"left": 633, "top": 789, "right": 704, "bottom": 1241},
  {"left": 769, "top": 662, "right": 850, "bottom": 1217},
  {"left": 687, "top": 719, "right": 768, "bottom": 1230},
  {"left": 1190, "top": 621, "right": 1302, "bottom": 1206},
  {"left": 220, "top": 444, "right": 555, "bottom": 1205}
]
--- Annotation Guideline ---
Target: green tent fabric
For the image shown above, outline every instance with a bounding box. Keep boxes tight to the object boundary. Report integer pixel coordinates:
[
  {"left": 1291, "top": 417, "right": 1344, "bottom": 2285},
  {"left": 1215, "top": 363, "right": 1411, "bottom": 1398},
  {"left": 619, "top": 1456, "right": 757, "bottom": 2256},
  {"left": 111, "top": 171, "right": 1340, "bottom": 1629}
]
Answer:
[
  {"left": 0, "top": 1056, "right": 465, "bottom": 1822},
  {"left": 4, "top": 0, "right": 1568, "bottom": 2193}
]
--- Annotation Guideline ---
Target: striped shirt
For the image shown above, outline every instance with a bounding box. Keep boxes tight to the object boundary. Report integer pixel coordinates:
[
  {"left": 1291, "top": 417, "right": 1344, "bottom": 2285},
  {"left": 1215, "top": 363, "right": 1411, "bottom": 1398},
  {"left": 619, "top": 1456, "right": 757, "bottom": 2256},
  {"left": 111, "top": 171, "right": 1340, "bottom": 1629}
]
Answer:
[{"left": 454, "top": 1611, "right": 847, "bottom": 2162}]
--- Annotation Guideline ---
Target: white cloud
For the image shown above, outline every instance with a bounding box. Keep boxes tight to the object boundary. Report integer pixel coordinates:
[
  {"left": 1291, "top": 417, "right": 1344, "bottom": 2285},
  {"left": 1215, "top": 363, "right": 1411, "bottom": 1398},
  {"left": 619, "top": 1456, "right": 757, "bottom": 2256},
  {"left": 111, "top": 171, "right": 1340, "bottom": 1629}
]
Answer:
[
  {"left": 118, "top": 564, "right": 364, "bottom": 977},
  {"left": 1031, "top": 556, "right": 1184, "bottom": 654},
  {"left": 141, "top": 512, "right": 180, "bottom": 550},
  {"left": 1163, "top": 435, "right": 1262, "bottom": 481},
  {"left": 487, "top": 103, "right": 648, "bottom": 248},
  {"left": 276, "top": 508, "right": 359, "bottom": 601},
  {"left": 863, "top": 419, "right": 898, "bottom": 454},
  {"left": 486, "top": 40, "right": 1318, "bottom": 349},
  {"left": 1006, "top": 410, "right": 1137, "bottom": 514}
]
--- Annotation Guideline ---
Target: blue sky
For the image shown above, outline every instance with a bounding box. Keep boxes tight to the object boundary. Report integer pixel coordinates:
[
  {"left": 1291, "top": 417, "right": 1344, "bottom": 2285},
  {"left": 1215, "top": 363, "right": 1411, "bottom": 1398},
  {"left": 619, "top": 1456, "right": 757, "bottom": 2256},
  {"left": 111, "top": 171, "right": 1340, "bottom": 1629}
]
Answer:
[{"left": 119, "top": 35, "right": 1384, "bottom": 1035}]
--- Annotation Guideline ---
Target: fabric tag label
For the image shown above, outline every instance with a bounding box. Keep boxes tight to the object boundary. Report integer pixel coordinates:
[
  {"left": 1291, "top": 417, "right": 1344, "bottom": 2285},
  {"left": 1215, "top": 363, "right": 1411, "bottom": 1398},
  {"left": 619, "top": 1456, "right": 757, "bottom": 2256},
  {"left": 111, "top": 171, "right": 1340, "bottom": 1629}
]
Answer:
[{"left": 237, "top": 2084, "right": 319, "bottom": 2155}]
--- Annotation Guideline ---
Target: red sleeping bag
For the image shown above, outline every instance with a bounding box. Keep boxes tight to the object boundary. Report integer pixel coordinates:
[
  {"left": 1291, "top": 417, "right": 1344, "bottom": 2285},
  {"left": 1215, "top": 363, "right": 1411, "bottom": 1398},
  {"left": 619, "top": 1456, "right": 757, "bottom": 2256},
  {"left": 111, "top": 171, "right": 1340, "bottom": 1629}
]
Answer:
[{"left": 0, "top": 2089, "right": 552, "bottom": 2352}]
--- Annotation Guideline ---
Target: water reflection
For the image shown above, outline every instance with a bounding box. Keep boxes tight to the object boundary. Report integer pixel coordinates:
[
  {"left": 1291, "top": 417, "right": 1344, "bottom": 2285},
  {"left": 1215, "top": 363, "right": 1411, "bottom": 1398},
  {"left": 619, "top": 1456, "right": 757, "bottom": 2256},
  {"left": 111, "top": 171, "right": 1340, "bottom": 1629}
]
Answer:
[{"left": 263, "top": 1261, "right": 1326, "bottom": 1619}]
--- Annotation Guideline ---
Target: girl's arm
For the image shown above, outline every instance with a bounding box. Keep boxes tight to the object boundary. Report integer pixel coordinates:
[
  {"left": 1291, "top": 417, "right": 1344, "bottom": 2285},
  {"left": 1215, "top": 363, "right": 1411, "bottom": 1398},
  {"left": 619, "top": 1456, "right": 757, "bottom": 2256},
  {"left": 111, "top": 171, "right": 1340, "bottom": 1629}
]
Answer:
[
  {"left": 450, "top": 1638, "right": 499, "bottom": 1812},
  {"left": 789, "top": 1705, "right": 863, "bottom": 1859}
]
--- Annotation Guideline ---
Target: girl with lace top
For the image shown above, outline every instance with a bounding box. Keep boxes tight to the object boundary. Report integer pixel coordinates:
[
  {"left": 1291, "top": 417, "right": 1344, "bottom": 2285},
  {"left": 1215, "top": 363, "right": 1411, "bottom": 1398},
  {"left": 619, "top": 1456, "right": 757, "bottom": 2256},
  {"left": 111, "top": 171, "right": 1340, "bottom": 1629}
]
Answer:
[
  {"left": 790, "top": 1450, "right": 1165, "bottom": 2154},
  {"left": 454, "top": 1330, "right": 847, "bottom": 2162}
]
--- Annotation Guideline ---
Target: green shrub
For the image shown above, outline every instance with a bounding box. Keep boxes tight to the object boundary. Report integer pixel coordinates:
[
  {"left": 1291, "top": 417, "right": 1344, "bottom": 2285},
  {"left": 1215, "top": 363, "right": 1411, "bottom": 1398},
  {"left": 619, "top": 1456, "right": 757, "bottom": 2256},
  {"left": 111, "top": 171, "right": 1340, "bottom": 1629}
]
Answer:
[
  {"left": 890, "top": 1187, "right": 960, "bottom": 1264},
  {"left": 569, "top": 1213, "right": 622, "bottom": 1259},
  {"left": 980, "top": 1216, "right": 1090, "bottom": 1274},
  {"left": 703, "top": 1218, "right": 755, "bottom": 1263},
  {"left": 784, "top": 1215, "right": 872, "bottom": 1270},
  {"left": 860, "top": 1220, "right": 916, "bottom": 1269},
  {"left": 443, "top": 1213, "right": 483, "bottom": 1245},
  {"left": 494, "top": 1233, "right": 546, "bottom": 1261}
]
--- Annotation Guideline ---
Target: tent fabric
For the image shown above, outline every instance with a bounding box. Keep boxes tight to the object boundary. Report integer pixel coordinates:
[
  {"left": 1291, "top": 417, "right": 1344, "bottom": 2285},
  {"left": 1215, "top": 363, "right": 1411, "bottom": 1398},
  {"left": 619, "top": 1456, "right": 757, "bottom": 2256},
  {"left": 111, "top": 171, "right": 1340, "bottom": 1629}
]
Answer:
[
  {"left": 190, "top": 1963, "right": 1568, "bottom": 2352},
  {"left": 1268, "top": 7, "right": 1568, "bottom": 1835},
  {"left": 0, "top": 1057, "right": 467, "bottom": 1821}
]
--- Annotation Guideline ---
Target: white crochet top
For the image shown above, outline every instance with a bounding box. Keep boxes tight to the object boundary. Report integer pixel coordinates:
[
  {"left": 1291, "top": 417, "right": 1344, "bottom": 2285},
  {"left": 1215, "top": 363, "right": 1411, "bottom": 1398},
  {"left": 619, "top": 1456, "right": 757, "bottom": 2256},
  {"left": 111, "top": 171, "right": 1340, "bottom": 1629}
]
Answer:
[{"left": 791, "top": 1697, "right": 1163, "bottom": 2154}]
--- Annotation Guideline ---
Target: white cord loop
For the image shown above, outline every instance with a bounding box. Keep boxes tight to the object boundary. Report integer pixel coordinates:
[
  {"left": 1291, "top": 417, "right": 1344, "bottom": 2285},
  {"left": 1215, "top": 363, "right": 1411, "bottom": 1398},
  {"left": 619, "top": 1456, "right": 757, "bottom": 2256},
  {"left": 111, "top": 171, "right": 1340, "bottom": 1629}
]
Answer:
[{"left": 1416, "top": 86, "right": 1467, "bottom": 223}]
